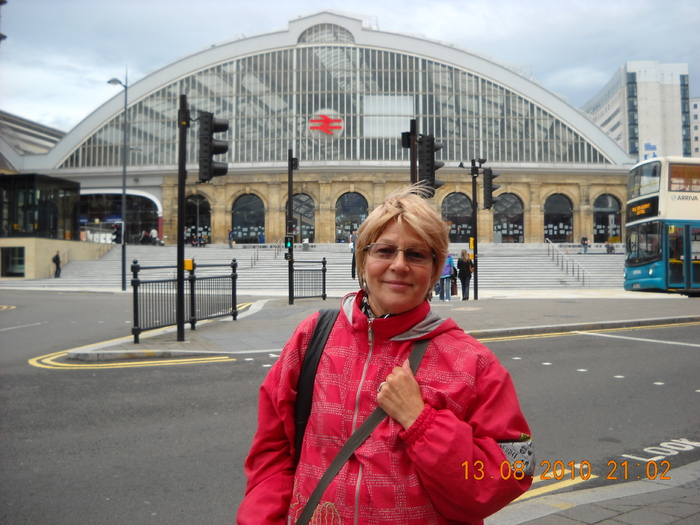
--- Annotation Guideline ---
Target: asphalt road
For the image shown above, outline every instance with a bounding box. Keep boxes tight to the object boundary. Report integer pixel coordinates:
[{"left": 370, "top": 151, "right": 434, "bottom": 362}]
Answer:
[
  {"left": 484, "top": 323, "right": 700, "bottom": 494},
  {"left": 1, "top": 292, "right": 698, "bottom": 523}
]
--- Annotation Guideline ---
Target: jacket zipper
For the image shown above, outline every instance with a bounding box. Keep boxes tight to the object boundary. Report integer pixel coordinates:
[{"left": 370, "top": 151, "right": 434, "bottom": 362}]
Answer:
[{"left": 352, "top": 318, "right": 374, "bottom": 524}]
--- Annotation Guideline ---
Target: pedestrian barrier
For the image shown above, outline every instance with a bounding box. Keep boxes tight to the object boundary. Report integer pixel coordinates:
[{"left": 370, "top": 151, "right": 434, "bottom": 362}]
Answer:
[
  {"left": 130, "top": 258, "right": 238, "bottom": 343},
  {"left": 293, "top": 258, "right": 327, "bottom": 300}
]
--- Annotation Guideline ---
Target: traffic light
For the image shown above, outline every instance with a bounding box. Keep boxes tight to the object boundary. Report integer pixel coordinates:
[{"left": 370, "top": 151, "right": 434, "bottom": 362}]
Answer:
[
  {"left": 483, "top": 168, "right": 501, "bottom": 209},
  {"left": 198, "top": 111, "right": 229, "bottom": 182},
  {"left": 284, "top": 235, "right": 294, "bottom": 260},
  {"left": 417, "top": 134, "right": 445, "bottom": 198},
  {"left": 112, "top": 224, "right": 122, "bottom": 244}
]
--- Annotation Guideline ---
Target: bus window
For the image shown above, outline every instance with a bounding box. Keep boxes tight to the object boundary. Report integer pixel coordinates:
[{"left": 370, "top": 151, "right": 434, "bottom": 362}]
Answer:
[
  {"left": 692, "top": 227, "right": 700, "bottom": 285},
  {"left": 626, "top": 221, "right": 662, "bottom": 264},
  {"left": 669, "top": 164, "right": 700, "bottom": 192},
  {"left": 628, "top": 162, "right": 661, "bottom": 199},
  {"left": 668, "top": 226, "right": 685, "bottom": 285}
]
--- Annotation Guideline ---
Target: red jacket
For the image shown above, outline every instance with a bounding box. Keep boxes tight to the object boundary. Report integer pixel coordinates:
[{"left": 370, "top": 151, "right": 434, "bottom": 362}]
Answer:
[{"left": 238, "top": 292, "right": 532, "bottom": 524}]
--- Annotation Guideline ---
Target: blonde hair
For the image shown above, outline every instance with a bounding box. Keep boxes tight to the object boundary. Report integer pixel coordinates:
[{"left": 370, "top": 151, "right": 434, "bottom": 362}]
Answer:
[
  {"left": 460, "top": 249, "right": 469, "bottom": 262},
  {"left": 355, "top": 185, "right": 449, "bottom": 293}
]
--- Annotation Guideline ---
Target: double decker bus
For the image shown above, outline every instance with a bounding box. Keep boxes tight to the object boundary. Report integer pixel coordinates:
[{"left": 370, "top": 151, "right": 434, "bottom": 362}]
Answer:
[{"left": 624, "top": 156, "right": 700, "bottom": 297}]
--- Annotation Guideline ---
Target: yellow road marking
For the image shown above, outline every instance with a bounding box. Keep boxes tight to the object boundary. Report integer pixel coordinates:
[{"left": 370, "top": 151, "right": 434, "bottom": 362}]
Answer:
[
  {"left": 517, "top": 467, "right": 599, "bottom": 501},
  {"left": 479, "top": 321, "right": 700, "bottom": 343},
  {"left": 29, "top": 351, "right": 234, "bottom": 370},
  {"left": 28, "top": 302, "right": 253, "bottom": 370},
  {"left": 0, "top": 305, "right": 17, "bottom": 311}
]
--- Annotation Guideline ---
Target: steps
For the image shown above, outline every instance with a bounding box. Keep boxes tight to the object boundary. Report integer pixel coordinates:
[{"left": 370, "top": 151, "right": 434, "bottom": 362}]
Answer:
[{"left": 0, "top": 243, "right": 625, "bottom": 293}]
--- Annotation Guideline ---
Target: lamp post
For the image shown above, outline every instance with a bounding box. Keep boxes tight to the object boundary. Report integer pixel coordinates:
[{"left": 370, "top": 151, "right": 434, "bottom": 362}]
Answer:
[{"left": 108, "top": 73, "right": 128, "bottom": 291}]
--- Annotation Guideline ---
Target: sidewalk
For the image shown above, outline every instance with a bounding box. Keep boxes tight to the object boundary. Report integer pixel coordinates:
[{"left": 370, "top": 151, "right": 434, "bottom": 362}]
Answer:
[{"left": 62, "top": 290, "right": 700, "bottom": 524}]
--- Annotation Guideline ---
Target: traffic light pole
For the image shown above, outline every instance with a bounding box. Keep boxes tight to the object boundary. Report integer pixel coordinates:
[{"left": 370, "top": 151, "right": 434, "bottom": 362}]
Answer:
[
  {"left": 471, "top": 159, "right": 479, "bottom": 301},
  {"left": 176, "top": 95, "right": 189, "bottom": 341},
  {"left": 287, "top": 149, "right": 295, "bottom": 306},
  {"left": 410, "top": 119, "right": 417, "bottom": 184}
]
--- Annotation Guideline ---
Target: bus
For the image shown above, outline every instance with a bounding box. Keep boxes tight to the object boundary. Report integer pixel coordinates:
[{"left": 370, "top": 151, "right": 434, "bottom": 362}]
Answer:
[{"left": 624, "top": 156, "right": 700, "bottom": 297}]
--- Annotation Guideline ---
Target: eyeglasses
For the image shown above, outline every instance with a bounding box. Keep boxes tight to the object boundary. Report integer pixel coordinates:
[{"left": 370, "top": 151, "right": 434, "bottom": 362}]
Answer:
[{"left": 364, "top": 243, "right": 435, "bottom": 266}]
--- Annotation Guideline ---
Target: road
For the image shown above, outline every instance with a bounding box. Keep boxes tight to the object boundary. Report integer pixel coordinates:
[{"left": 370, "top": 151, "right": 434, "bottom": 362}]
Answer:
[
  {"left": 0, "top": 291, "right": 698, "bottom": 523},
  {"left": 483, "top": 323, "right": 700, "bottom": 498}
]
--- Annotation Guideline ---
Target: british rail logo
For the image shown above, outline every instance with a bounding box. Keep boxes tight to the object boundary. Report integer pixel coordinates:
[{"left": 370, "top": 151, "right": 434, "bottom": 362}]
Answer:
[{"left": 309, "top": 110, "right": 344, "bottom": 138}]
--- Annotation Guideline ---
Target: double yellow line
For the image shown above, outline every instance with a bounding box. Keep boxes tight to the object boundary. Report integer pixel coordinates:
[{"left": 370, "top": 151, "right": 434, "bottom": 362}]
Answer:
[
  {"left": 29, "top": 303, "right": 252, "bottom": 370},
  {"left": 29, "top": 350, "right": 234, "bottom": 370}
]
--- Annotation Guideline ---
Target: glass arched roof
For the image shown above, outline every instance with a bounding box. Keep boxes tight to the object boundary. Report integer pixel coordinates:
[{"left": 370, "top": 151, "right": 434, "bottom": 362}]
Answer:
[{"left": 55, "top": 12, "right": 632, "bottom": 171}]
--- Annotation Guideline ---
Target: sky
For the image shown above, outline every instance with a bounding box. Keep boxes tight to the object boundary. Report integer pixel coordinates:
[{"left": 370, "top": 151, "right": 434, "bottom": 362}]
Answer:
[{"left": 0, "top": 0, "right": 698, "bottom": 133}]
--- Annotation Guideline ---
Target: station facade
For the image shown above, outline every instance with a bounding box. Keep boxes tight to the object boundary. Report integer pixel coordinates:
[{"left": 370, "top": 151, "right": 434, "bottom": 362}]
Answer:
[{"left": 3, "top": 11, "right": 637, "bottom": 246}]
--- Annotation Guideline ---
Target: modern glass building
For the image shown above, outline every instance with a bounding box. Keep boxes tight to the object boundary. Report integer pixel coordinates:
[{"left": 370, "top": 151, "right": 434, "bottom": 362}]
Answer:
[{"left": 3, "top": 11, "right": 636, "bottom": 245}]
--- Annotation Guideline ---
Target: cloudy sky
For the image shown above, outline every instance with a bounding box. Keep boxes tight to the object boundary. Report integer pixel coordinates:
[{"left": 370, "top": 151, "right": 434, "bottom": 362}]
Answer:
[{"left": 0, "top": 0, "right": 697, "bottom": 132}]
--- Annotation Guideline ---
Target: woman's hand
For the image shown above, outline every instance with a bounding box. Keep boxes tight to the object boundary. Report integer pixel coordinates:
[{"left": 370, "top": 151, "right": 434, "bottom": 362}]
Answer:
[{"left": 377, "top": 359, "right": 425, "bottom": 430}]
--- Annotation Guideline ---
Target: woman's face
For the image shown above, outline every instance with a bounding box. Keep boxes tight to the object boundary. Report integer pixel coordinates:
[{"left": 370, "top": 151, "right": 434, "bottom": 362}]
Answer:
[{"left": 364, "top": 219, "right": 434, "bottom": 317}]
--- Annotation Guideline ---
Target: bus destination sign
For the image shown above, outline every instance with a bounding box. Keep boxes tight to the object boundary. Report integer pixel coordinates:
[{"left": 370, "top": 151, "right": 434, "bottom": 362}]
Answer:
[{"left": 626, "top": 196, "right": 659, "bottom": 223}]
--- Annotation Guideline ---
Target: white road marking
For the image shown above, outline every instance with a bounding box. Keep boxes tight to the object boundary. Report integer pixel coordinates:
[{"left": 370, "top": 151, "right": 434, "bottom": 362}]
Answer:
[
  {"left": 571, "top": 331, "right": 700, "bottom": 348},
  {"left": 0, "top": 322, "right": 44, "bottom": 332}
]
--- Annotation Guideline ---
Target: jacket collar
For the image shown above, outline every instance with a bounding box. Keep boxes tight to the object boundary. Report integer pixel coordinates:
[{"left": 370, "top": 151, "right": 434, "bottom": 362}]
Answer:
[{"left": 341, "top": 291, "right": 445, "bottom": 341}]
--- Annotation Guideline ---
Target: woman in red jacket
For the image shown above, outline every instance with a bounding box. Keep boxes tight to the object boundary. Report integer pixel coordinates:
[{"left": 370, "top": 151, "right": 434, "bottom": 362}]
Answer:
[{"left": 238, "top": 186, "right": 533, "bottom": 525}]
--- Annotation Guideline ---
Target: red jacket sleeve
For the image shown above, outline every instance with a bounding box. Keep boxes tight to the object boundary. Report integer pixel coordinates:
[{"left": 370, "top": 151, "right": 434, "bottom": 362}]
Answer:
[
  {"left": 400, "top": 359, "right": 532, "bottom": 523},
  {"left": 236, "top": 317, "right": 316, "bottom": 525}
]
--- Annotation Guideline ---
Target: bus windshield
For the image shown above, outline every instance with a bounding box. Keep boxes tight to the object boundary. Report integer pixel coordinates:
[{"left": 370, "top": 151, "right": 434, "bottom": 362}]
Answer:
[
  {"left": 628, "top": 161, "right": 661, "bottom": 200},
  {"left": 626, "top": 221, "right": 662, "bottom": 265}
]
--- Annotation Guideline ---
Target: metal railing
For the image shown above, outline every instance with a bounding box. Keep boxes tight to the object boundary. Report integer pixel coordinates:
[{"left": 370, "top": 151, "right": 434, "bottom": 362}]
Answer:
[
  {"left": 293, "top": 257, "right": 327, "bottom": 300},
  {"left": 250, "top": 245, "right": 261, "bottom": 267},
  {"left": 274, "top": 238, "right": 284, "bottom": 259},
  {"left": 130, "top": 258, "right": 238, "bottom": 343},
  {"left": 545, "top": 239, "right": 591, "bottom": 286}
]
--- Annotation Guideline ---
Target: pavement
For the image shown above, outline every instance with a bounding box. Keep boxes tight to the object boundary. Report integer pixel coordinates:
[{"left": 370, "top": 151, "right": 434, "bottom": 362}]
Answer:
[{"left": 54, "top": 289, "right": 700, "bottom": 524}]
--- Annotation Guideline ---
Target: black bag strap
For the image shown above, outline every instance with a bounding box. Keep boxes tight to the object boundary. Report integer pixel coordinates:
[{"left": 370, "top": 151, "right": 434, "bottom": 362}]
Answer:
[
  {"left": 294, "top": 309, "right": 340, "bottom": 465},
  {"left": 295, "top": 338, "right": 431, "bottom": 525}
]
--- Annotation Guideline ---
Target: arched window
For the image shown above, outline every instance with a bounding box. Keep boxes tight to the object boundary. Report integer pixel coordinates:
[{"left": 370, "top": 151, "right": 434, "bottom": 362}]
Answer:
[
  {"left": 493, "top": 193, "right": 524, "bottom": 243},
  {"left": 79, "top": 194, "right": 158, "bottom": 245},
  {"left": 335, "top": 192, "right": 368, "bottom": 242},
  {"left": 232, "top": 194, "right": 265, "bottom": 244},
  {"left": 544, "top": 194, "right": 573, "bottom": 243},
  {"left": 441, "top": 193, "right": 473, "bottom": 243},
  {"left": 593, "top": 194, "right": 621, "bottom": 243},
  {"left": 185, "top": 195, "right": 211, "bottom": 243},
  {"left": 286, "top": 193, "right": 315, "bottom": 243}
]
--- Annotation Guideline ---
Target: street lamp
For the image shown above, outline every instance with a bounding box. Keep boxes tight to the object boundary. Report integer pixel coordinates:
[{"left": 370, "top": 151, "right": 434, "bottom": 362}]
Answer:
[{"left": 108, "top": 74, "right": 128, "bottom": 291}]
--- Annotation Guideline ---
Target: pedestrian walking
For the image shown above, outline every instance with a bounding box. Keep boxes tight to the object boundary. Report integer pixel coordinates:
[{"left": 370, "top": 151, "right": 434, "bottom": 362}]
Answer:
[
  {"left": 150, "top": 227, "right": 158, "bottom": 245},
  {"left": 581, "top": 235, "right": 589, "bottom": 254},
  {"left": 228, "top": 230, "right": 234, "bottom": 248},
  {"left": 457, "top": 249, "right": 474, "bottom": 300},
  {"left": 439, "top": 252, "right": 454, "bottom": 301},
  {"left": 52, "top": 251, "right": 61, "bottom": 278},
  {"left": 237, "top": 185, "right": 533, "bottom": 524},
  {"left": 349, "top": 229, "right": 357, "bottom": 253}
]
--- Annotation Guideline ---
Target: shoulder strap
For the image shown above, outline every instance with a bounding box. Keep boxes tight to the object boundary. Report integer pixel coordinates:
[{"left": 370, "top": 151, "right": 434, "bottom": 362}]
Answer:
[
  {"left": 294, "top": 308, "right": 340, "bottom": 465},
  {"left": 295, "top": 338, "right": 431, "bottom": 525}
]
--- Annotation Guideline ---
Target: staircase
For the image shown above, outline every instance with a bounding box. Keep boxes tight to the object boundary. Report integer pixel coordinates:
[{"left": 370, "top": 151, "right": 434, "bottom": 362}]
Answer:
[
  {"left": 0, "top": 242, "right": 625, "bottom": 293},
  {"left": 465, "top": 243, "right": 624, "bottom": 289}
]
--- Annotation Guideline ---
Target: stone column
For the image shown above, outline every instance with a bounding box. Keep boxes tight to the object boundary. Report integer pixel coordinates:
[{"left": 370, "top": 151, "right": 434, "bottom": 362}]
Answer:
[
  {"left": 578, "top": 182, "right": 592, "bottom": 243},
  {"left": 318, "top": 181, "right": 333, "bottom": 243},
  {"left": 527, "top": 183, "right": 543, "bottom": 243},
  {"left": 212, "top": 182, "right": 227, "bottom": 243},
  {"left": 268, "top": 182, "right": 282, "bottom": 242}
]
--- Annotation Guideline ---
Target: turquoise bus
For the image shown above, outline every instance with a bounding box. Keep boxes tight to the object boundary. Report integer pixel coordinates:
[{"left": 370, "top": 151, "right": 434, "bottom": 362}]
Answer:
[{"left": 624, "top": 157, "right": 700, "bottom": 297}]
